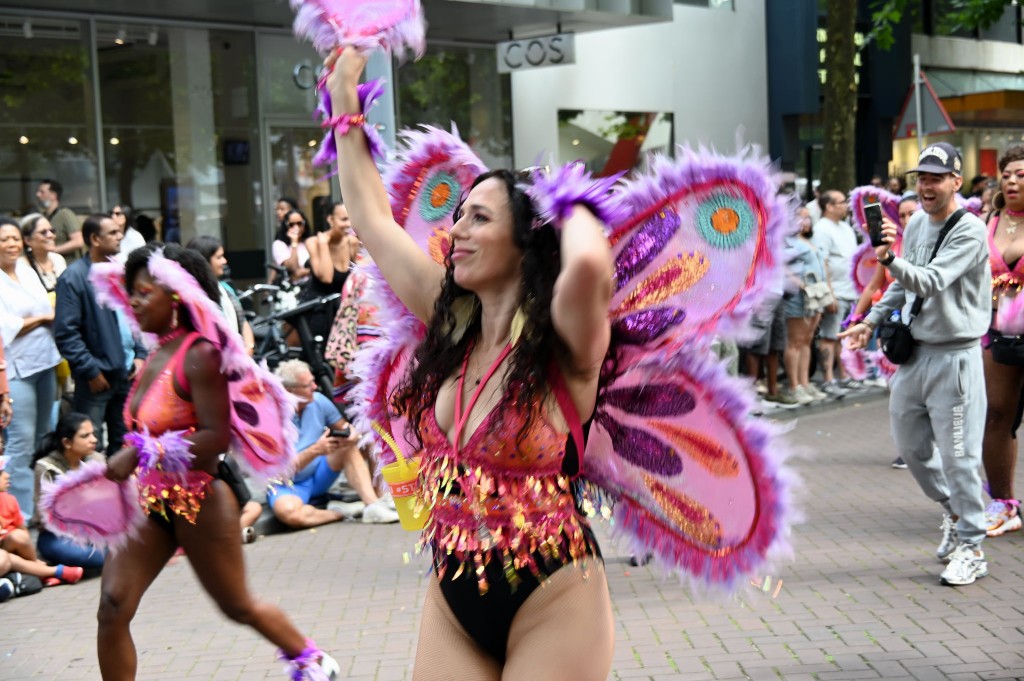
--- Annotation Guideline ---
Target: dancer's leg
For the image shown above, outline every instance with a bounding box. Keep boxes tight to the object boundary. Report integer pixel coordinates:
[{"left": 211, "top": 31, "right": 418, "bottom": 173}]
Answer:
[
  {"left": 97, "top": 519, "right": 177, "bottom": 681},
  {"left": 982, "top": 349, "right": 1024, "bottom": 500},
  {"left": 503, "top": 560, "right": 614, "bottom": 681},
  {"left": 176, "top": 480, "right": 309, "bottom": 656},
  {"left": 412, "top": 578, "right": 501, "bottom": 681}
]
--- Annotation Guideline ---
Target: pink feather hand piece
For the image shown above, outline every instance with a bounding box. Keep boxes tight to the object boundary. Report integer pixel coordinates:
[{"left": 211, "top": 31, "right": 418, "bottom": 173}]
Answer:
[
  {"left": 524, "top": 163, "right": 627, "bottom": 231},
  {"left": 290, "top": 0, "right": 426, "bottom": 59},
  {"left": 38, "top": 459, "right": 146, "bottom": 553},
  {"left": 849, "top": 186, "right": 901, "bottom": 237},
  {"left": 125, "top": 429, "right": 195, "bottom": 475}
]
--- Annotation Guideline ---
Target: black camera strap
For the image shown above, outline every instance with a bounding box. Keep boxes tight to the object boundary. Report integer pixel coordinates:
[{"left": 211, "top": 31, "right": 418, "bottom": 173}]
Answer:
[{"left": 907, "top": 208, "right": 965, "bottom": 325}]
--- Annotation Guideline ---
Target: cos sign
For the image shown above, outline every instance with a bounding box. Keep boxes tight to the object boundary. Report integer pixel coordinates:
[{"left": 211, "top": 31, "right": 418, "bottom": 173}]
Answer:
[{"left": 496, "top": 34, "right": 575, "bottom": 74}]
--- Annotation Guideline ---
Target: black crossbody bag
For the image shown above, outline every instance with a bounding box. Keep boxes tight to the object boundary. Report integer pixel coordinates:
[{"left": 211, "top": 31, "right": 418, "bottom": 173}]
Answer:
[{"left": 878, "top": 209, "right": 965, "bottom": 364}]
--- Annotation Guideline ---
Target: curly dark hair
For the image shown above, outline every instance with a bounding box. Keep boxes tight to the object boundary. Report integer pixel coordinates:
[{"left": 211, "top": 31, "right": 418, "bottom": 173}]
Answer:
[
  {"left": 998, "top": 145, "right": 1024, "bottom": 173},
  {"left": 125, "top": 242, "right": 220, "bottom": 331},
  {"left": 391, "top": 169, "right": 570, "bottom": 448}
]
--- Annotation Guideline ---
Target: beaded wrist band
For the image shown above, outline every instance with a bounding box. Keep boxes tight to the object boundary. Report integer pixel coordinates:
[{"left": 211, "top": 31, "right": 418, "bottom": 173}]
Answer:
[{"left": 312, "top": 78, "right": 387, "bottom": 168}]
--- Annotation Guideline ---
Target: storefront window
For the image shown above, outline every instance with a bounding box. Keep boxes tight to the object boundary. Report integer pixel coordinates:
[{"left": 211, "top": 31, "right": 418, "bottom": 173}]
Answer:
[
  {"left": 0, "top": 17, "right": 99, "bottom": 216},
  {"left": 96, "top": 23, "right": 263, "bottom": 257},
  {"left": 396, "top": 44, "right": 513, "bottom": 169}
]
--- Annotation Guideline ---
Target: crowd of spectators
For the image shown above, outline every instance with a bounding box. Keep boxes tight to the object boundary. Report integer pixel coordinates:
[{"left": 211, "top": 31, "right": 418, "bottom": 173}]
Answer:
[{"left": 0, "top": 181, "right": 398, "bottom": 604}]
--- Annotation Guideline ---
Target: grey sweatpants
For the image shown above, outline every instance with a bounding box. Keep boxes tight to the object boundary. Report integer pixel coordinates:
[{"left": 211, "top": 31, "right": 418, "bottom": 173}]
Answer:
[{"left": 888, "top": 343, "right": 987, "bottom": 547}]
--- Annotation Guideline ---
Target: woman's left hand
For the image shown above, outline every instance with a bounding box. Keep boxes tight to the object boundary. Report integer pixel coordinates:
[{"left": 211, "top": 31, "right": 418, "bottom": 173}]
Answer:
[{"left": 0, "top": 396, "right": 11, "bottom": 429}]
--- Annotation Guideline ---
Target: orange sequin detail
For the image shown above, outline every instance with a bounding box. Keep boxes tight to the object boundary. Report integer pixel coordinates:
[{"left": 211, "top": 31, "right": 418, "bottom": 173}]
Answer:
[
  {"left": 711, "top": 206, "right": 740, "bottom": 234},
  {"left": 428, "top": 228, "right": 452, "bottom": 265},
  {"left": 139, "top": 469, "right": 213, "bottom": 525},
  {"left": 644, "top": 474, "right": 722, "bottom": 548},
  {"left": 615, "top": 254, "right": 709, "bottom": 316},
  {"left": 650, "top": 422, "right": 739, "bottom": 478}
]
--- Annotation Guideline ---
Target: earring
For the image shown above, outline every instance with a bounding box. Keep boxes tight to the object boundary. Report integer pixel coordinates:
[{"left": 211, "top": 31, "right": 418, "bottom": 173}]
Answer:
[
  {"left": 510, "top": 305, "right": 528, "bottom": 346},
  {"left": 993, "top": 191, "right": 1006, "bottom": 211},
  {"left": 171, "top": 302, "right": 179, "bottom": 330},
  {"left": 447, "top": 295, "right": 479, "bottom": 344}
]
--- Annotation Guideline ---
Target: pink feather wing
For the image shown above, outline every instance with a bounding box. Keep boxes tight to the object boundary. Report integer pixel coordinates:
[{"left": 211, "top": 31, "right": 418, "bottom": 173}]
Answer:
[
  {"left": 38, "top": 460, "right": 146, "bottom": 553},
  {"left": 584, "top": 346, "right": 793, "bottom": 589},
  {"left": 290, "top": 0, "right": 426, "bottom": 58},
  {"left": 606, "top": 148, "right": 790, "bottom": 346},
  {"left": 849, "top": 186, "right": 901, "bottom": 237}
]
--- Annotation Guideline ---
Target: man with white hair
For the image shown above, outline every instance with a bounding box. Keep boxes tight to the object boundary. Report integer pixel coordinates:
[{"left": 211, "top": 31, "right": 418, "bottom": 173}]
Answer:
[{"left": 269, "top": 359, "right": 398, "bottom": 527}]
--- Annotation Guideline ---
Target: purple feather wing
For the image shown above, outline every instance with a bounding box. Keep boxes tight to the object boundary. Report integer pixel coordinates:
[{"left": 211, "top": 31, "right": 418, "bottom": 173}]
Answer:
[
  {"left": 290, "top": 0, "right": 426, "bottom": 59},
  {"left": 583, "top": 345, "right": 795, "bottom": 590},
  {"left": 349, "top": 126, "right": 489, "bottom": 467},
  {"left": 606, "top": 147, "right": 790, "bottom": 346}
]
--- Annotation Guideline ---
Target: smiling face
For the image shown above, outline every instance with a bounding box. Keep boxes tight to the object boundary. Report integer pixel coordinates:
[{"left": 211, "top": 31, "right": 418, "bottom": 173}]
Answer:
[
  {"left": 1000, "top": 160, "right": 1024, "bottom": 211},
  {"left": 326, "top": 203, "right": 351, "bottom": 237},
  {"left": 64, "top": 420, "right": 99, "bottom": 458},
  {"left": 448, "top": 177, "right": 523, "bottom": 292},
  {"left": 209, "top": 247, "right": 227, "bottom": 278},
  {"left": 28, "top": 217, "right": 56, "bottom": 254},
  {"left": 0, "top": 224, "right": 24, "bottom": 268},
  {"left": 129, "top": 267, "right": 176, "bottom": 334},
  {"left": 915, "top": 172, "right": 963, "bottom": 217}
]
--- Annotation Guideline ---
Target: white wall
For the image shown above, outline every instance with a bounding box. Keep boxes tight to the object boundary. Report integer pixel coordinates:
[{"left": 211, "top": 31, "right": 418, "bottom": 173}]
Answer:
[
  {"left": 510, "top": 3, "right": 769, "bottom": 167},
  {"left": 913, "top": 34, "right": 1024, "bottom": 75}
]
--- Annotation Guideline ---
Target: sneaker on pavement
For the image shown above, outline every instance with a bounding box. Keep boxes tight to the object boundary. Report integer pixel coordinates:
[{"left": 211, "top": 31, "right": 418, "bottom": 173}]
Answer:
[
  {"left": 891, "top": 457, "right": 908, "bottom": 469},
  {"left": 820, "top": 381, "right": 847, "bottom": 399},
  {"left": 937, "top": 513, "right": 959, "bottom": 561},
  {"left": 807, "top": 384, "right": 829, "bottom": 401},
  {"left": 940, "top": 544, "right": 988, "bottom": 586},
  {"left": 317, "top": 652, "right": 341, "bottom": 680},
  {"left": 839, "top": 379, "right": 864, "bottom": 390},
  {"left": 764, "top": 392, "right": 799, "bottom": 409},
  {"left": 984, "top": 499, "right": 1022, "bottom": 537},
  {"left": 379, "top": 492, "right": 397, "bottom": 511},
  {"left": 327, "top": 500, "right": 365, "bottom": 519},
  {"left": 792, "top": 385, "right": 815, "bottom": 405},
  {"left": 0, "top": 577, "right": 13, "bottom": 603},
  {"left": 754, "top": 379, "right": 767, "bottom": 395},
  {"left": 362, "top": 499, "right": 400, "bottom": 524}
]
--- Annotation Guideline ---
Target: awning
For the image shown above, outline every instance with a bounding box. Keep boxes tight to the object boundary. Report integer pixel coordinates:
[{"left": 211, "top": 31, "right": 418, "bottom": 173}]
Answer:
[{"left": 940, "top": 90, "right": 1024, "bottom": 127}]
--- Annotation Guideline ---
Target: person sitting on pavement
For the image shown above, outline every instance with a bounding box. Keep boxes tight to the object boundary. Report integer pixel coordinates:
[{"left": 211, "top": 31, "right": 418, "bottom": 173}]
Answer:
[
  {"left": 0, "top": 456, "right": 84, "bottom": 586},
  {"left": 269, "top": 360, "right": 398, "bottom": 527},
  {"left": 30, "top": 412, "right": 106, "bottom": 571}
]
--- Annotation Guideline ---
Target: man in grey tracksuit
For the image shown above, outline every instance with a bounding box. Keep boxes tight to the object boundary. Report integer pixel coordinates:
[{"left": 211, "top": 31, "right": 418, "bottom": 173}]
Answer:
[{"left": 840, "top": 142, "right": 991, "bottom": 586}]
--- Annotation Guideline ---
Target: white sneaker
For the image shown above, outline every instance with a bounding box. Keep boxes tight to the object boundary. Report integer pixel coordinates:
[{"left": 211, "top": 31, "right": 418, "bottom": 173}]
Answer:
[
  {"left": 379, "top": 492, "right": 397, "bottom": 511},
  {"left": 793, "top": 385, "right": 814, "bottom": 405},
  {"left": 937, "top": 513, "right": 959, "bottom": 561},
  {"left": 362, "top": 499, "right": 400, "bottom": 524},
  {"left": 312, "top": 652, "right": 341, "bottom": 680},
  {"left": 327, "top": 500, "right": 365, "bottom": 519},
  {"left": 940, "top": 544, "right": 988, "bottom": 586},
  {"left": 807, "top": 384, "right": 829, "bottom": 401}
]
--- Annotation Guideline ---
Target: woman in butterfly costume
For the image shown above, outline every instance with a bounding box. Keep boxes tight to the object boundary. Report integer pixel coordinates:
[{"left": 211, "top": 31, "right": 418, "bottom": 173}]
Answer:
[{"left": 326, "top": 42, "right": 793, "bottom": 677}]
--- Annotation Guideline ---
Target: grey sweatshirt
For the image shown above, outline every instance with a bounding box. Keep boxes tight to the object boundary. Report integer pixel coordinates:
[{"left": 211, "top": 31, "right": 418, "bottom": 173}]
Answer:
[{"left": 864, "top": 209, "right": 991, "bottom": 345}]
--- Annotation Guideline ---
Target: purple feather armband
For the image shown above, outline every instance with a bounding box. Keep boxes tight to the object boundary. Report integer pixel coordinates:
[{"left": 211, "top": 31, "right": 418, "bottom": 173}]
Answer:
[
  {"left": 524, "top": 162, "right": 626, "bottom": 232},
  {"left": 124, "top": 429, "right": 195, "bottom": 475},
  {"left": 312, "top": 77, "right": 387, "bottom": 167}
]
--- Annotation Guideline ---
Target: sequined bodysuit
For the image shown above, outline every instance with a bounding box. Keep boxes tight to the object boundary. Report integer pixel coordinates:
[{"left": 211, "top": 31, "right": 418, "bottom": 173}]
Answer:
[
  {"left": 415, "top": 359, "right": 598, "bottom": 662},
  {"left": 124, "top": 332, "right": 211, "bottom": 524}
]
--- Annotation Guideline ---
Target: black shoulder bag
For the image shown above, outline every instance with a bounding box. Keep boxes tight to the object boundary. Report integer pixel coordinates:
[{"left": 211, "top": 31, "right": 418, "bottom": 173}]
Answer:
[{"left": 877, "top": 209, "right": 965, "bottom": 364}]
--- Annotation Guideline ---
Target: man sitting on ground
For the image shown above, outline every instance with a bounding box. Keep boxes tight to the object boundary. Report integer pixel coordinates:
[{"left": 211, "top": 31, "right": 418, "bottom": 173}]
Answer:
[{"left": 269, "top": 360, "right": 398, "bottom": 527}]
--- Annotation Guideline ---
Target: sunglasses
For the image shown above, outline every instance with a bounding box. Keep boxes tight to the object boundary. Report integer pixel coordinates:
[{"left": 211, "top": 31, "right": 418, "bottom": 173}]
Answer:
[
  {"left": 34, "top": 228, "right": 55, "bottom": 236},
  {"left": 287, "top": 220, "right": 305, "bottom": 227},
  {"left": 111, "top": 210, "right": 124, "bottom": 216}
]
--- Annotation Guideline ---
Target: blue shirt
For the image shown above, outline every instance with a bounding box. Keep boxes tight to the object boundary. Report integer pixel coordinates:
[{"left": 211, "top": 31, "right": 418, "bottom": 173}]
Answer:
[{"left": 292, "top": 391, "right": 342, "bottom": 482}]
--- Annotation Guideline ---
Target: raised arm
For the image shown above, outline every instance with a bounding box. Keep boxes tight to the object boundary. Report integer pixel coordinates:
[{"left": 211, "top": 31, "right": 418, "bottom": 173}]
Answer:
[
  {"left": 551, "top": 205, "right": 614, "bottom": 409},
  {"left": 324, "top": 47, "right": 443, "bottom": 323}
]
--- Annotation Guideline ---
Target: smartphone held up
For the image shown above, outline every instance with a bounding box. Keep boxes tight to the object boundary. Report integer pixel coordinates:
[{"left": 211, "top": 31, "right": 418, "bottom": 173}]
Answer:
[{"left": 865, "top": 203, "right": 886, "bottom": 248}]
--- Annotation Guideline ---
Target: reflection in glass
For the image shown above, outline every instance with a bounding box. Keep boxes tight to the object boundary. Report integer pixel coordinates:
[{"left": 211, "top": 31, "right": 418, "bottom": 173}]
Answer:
[
  {"left": 558, "top": 110, "right": 674, "bottom": 176},
  {"left": 0, "top": 17, "right": 99, "bottom": 216},
  {"left": 397, "top": 45, "right": 513, "bottom": 169}
]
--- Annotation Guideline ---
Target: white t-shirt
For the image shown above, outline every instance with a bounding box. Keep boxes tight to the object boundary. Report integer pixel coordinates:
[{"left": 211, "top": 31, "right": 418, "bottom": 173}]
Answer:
[
  {"left": 115, "top": 227, "right": 147, "bottom": 264},
  {"left": 812, "top": 217, "right": 859, "bottom": 301},
  {"left": 0, "top": 259, "right": 61, "bottom": 379},
  {"left": 271, "top": 240, "right": 310, "bottom": 283}
]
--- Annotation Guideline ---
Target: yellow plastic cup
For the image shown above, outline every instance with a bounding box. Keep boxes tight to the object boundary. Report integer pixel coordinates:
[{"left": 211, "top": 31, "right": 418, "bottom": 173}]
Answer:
[{"left": 381, "top": 459, "right": 430, "bottom": 531}]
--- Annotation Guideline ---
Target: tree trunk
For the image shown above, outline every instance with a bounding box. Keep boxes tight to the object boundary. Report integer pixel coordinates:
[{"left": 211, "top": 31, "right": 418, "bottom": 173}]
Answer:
[{"left": 820, "top": 0, "right": 857, "bottom": 193}]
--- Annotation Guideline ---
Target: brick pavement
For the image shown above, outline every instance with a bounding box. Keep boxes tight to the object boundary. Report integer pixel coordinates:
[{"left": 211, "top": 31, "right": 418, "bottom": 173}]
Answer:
[{"left": 4, "top": 393, "right": 1024, "bottom": 680}]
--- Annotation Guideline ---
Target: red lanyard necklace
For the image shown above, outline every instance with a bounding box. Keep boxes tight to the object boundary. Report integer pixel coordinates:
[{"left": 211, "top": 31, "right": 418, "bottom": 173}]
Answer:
[{"left": 452, "top": 342, "right": 513, "bottom": 453}]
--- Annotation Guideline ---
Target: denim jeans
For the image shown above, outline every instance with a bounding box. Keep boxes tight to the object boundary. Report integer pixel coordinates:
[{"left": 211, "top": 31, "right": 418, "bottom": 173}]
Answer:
[
  {"left": 4, "top": 367, "right": 57, "bottom": 521},
  {"left": 37, "top": 529, "right": 105, "bottom": 569},
  {"left": 72, "top": 368, "right": 130, "bottom": 454}
]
